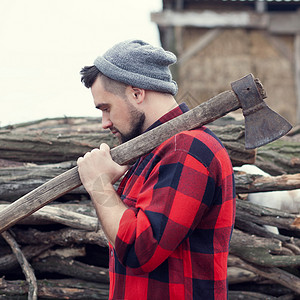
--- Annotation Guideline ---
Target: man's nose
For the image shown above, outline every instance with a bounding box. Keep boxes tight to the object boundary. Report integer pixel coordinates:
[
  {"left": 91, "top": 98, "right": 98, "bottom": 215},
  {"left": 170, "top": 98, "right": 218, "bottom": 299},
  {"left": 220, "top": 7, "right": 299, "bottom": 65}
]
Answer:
[{"left": 102, "top": 115, "right": 113, "bottom": 129}]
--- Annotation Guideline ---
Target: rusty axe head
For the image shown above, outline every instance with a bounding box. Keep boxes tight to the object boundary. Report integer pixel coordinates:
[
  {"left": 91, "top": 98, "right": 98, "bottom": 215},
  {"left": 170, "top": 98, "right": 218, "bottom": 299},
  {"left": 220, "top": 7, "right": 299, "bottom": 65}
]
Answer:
[{"left": 231, "top": 74, "right": 292, "bottom": 149}]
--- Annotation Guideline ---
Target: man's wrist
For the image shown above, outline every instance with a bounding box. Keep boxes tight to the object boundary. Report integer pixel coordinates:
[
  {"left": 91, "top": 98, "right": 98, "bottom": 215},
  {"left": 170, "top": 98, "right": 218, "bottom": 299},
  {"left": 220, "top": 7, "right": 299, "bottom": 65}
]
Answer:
[{"left": 90, "top": 183, "right": 121, "bottom": 209}]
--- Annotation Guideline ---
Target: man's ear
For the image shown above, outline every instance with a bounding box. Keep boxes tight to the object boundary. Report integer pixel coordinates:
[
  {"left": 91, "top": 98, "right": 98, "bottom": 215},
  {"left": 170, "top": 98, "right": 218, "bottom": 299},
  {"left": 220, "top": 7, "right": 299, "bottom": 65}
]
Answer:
[{"left": 131, "top": 87, "right": 145, "bottom": 104}]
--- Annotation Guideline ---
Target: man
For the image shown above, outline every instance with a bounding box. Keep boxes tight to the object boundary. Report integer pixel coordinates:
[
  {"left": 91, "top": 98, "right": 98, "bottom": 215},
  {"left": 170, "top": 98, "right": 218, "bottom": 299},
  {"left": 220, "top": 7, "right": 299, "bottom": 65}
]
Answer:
[{"left": 77, "top": 39, "right": 236, "bottom": 299}]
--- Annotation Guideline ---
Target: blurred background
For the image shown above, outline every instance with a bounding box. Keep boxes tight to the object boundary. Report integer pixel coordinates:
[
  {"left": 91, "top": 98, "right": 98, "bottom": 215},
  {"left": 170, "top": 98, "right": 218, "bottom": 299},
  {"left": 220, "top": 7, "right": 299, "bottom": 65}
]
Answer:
[
  {"left": 154, "top": 0, "right": 300, "bottom": 126},
  {"left": 0, "top": 0, "right": 162, "bottom": 126}
]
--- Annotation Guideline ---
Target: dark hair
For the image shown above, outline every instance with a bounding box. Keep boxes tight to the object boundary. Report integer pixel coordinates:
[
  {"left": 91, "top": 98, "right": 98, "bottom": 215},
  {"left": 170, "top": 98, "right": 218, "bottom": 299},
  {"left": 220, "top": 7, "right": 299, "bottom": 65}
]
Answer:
[
  {"left": 80, "top": 65, "right": 127, "bottom": 97},
  {"left": 80, "top": 65, "right": 101, "bottom": 88}
]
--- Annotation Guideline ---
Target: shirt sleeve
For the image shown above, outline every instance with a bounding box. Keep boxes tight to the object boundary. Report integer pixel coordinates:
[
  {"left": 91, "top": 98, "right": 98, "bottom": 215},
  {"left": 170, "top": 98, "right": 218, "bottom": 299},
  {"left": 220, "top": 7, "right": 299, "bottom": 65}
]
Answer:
[{"left": 114, "top": 134, "right": 217, "bottom": 274}]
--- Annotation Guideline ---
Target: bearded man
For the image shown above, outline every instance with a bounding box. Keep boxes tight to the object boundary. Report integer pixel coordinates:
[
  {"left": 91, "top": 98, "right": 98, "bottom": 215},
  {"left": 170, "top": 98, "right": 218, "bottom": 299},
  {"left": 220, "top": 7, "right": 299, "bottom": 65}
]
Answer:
[{"left": 77, "top": 39, "right": 236, "bottom": 300}]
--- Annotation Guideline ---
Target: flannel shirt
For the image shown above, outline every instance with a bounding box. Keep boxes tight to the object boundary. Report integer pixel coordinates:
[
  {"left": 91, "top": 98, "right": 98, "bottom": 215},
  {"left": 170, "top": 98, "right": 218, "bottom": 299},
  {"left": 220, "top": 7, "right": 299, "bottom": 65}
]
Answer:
[{"left": 109, "top": 103, "right": 236, "bottom": 300}]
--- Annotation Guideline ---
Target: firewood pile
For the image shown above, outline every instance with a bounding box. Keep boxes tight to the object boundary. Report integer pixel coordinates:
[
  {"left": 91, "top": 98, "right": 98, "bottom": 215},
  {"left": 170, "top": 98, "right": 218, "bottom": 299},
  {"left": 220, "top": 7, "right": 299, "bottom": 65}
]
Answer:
[{"left": 0, "top": 116, "right": 300, "bottom": 299}]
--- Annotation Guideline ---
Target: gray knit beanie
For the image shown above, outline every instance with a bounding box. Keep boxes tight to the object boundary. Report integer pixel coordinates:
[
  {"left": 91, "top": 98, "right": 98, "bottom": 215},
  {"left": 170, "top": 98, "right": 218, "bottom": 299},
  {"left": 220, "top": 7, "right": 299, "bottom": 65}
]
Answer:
[{"left": 94, "top": 39, "right": 178, "bottom": 96}]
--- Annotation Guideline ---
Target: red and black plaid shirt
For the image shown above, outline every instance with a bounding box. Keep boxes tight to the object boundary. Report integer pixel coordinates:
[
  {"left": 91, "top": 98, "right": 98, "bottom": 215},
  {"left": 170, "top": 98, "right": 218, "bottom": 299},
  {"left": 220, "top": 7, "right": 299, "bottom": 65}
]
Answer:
[{"left": 109, "top": 104, "right": 236, "bottom": 299}]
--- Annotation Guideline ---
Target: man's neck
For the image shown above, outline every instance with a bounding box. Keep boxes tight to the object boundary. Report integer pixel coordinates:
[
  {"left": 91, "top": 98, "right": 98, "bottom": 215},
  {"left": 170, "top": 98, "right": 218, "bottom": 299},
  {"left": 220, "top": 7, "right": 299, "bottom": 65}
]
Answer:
[{"left": 141, "top": 91, "right": 178, "bottom": 132}]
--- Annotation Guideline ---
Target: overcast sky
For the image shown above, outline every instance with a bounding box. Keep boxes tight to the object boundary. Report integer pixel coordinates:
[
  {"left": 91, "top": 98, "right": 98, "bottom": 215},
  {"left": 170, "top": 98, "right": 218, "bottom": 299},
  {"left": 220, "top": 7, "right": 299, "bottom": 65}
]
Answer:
[{"left": 0, "top": 0, "right": 162, "bottom": 126}]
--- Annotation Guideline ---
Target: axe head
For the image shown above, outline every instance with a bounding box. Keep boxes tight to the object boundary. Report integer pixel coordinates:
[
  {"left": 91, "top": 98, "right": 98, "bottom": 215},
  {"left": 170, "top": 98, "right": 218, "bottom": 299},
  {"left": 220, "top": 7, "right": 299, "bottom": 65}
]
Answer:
[{"left": 231, "top": 74, "right": 292, "bottom": 149}]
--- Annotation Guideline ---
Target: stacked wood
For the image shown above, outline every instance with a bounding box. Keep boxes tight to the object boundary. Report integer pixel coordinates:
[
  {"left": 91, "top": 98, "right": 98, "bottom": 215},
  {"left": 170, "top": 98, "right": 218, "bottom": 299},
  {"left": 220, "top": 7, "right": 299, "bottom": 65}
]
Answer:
[
  {"left": 1, "top": 117, "right": 300, "bottom": 299},
  {"left": 0, "top": 117, "right": 255, "bottom": 166}
]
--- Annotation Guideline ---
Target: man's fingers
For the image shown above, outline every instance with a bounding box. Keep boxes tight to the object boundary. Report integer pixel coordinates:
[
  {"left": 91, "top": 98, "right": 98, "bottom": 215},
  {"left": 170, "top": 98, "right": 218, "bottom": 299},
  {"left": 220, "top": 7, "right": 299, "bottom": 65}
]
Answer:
[
  {"left": 121, "top": 165, "right": 130, "bottom": 174},
  {"left": 77, "top": 156, "right": 83, "bottom": 165},
  {"left": 100, "top": 143, "right": 110, "bottom": 152}
]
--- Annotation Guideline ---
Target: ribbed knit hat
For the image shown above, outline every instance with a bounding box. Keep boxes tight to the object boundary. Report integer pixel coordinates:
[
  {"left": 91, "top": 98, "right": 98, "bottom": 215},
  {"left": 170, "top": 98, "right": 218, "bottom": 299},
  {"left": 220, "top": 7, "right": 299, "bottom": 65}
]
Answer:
[{"left": 94, "top": 39, "right": 178, "bottom": 96}]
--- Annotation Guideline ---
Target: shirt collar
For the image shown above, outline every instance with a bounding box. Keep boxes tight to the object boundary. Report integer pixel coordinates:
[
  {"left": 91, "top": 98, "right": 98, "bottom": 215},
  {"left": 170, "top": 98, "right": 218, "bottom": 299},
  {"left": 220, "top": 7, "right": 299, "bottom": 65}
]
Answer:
[{"left": 145, "top": 103, "right": 189, "bottom": 132}]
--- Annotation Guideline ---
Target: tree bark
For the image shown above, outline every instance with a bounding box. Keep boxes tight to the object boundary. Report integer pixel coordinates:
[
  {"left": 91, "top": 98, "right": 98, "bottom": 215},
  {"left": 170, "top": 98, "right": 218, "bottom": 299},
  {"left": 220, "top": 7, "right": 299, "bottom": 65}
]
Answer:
[
  {"left": 235, "top": 173, "right": 300, "bottom": 193},
  {"left": 230, "top": 228, "right": 300, "bottom": 268},
  {"left": 1, "top": 231, "right": 38, "bottom": 300},
  {"left": 228, "top": 254, "right": 300, "bottom": 295},
  {"left": 227, "top": 266, "right": 259, "bottom": 284},
  {"left": 2, "top": 116, "right": 299, "bottom": 174},
  {"left": 235, "top": 200, "right": 300, "bottom": 231},
  {"left": 0, "top": 121, "right": 255, "bottom": 166},
  {"left": 0, "top": 129, "right": 117, "bottom": 163},
  {"left": 0, "top": 277, "right": 109, "bottom": 300},
  {"left": 0, "top": 244, "right": 52, "bottom": 273},
  {"left": 2, "top": 163, "right": 300, "bottom": 202},
  {"left": 228, "top": 290, "right": 285, "bottom": 300},
  {"left": 32, "top": 256, "right": 109, "bottom": 284},
  {"left": 256, "top": 138, "right": 300, "bottom": 175},
  {"left": 0, "top": 204, "right": 100, "bottom": 231},
  {"left": 12, "top": 227, "right": 108, "bottom": 248},
  {"left": 0, "top": 161, "right": 82, "bottom": 201}
]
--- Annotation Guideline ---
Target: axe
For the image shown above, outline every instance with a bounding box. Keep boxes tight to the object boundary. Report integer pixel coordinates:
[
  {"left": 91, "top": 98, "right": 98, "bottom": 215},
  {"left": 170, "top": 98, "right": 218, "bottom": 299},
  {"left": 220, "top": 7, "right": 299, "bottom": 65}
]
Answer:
[{"left": 0, "top": 74, "right": 292, "bottom": 233}]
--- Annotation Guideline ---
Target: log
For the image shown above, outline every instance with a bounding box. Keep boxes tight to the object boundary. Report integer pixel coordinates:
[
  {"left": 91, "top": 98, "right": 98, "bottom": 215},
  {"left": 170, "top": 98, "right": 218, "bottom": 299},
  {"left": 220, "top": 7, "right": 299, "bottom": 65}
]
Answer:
[
  {"left": 0, "top": 115, "right": 299, "bottom": 298},
  {"left": 2, "top": 163, "right": 300, "bottom": 202},
  {"left": 228, "top": 291, "right": 282, "bottom": 300},
  {"left": 1, "top": 231, "right": 38, "bottom": 300},
  {"left": 0, "top": 277, "right": 109, "bottom": 300},
  {"left": 32, "top": 256, "right": 109, "bottom": 284},
  {"left": 234, "top": 199, "right": 300, "bottom": 246},
  {"left": 235, "top": 173, "right": 300, "bottom": 193},
  {"left": 0, "top": 244, "right": 52, "bottom": 273},
  {"left": 1, "top": 116, "right": 299, "bottom": 173},
  {"left": 0, "top": 159, "right": 26, "bottom": 168},
  {"left": 227, "top": 266, "right": 259, "bottom": 284},
  {"left": 230, "top": 229, "right": 300, "bottom": 268},
  {"left": 0, "top": 116, "right": 101, "bottom": 131},
  {"left": 256, "top": 138, "right": 300, "bottom": 175},
  {"left": 1, "top": 199, "right": 299, "bottom": 247},
  {"left": 1, "top": 201, "right": 299, "bottom": 296},
  {"left": 0, "top": 204, "right": 100, "bottom": 231},
  {"left": 37, "top": 247, "right": 86, "bottom": 262},
  {"left": 0, "top": 131, "right": 117, "bottom": 163},
  {"left": 228, "top": 289, "right": 295, "bottom": 300},
  {"left": 235, "top": 200, "right": 300, "bottom": 232},
  {"left": 0, "top": 161, "right": 81, "bottom": 201},
  {"left": 228, "top": 254, "right": 300, "bottom": 295},
  {"left": 0, "top": 122, "right": 255, "bottom": 165},
  {"left": 0, "top": 117, "right": 117, "bottom": 164},
  {"left": 12, "top": 227, "right": 109, "bottom": 248}
]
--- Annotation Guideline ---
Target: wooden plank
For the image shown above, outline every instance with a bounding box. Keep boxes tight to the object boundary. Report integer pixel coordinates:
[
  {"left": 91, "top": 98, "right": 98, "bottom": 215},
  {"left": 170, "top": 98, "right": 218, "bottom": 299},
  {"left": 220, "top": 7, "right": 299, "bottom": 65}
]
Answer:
[
  {"left": 178, "top": 29, "right": 223, "bottom": 65},
  {"left": 151, "top": 10, "right": 269, "bottom": 29},
  {"left": 263, "top": 33, "right": 294, "bottom": 65},
  {"left": 269, "top": 12, "right": 300, "bottom": 34},
  {"left": 151, "top": 10, "right": 300, "bottom": 34}
]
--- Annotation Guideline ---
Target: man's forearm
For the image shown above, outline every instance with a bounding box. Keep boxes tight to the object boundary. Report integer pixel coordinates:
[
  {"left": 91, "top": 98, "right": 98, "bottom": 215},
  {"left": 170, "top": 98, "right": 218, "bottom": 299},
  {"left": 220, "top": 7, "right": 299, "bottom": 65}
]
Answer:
[
  {"left": 77, "top": 143, "right": 129, "bottom": 247},
  {"left": 90, "top": 182, "right": 127, "bottom": 248}
]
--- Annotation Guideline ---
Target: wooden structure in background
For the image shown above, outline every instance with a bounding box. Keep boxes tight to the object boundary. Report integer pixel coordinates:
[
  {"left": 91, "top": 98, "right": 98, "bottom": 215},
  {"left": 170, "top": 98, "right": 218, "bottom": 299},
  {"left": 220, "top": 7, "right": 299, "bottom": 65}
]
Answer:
[{"left": 151, "top": 0, "right": 300, "bottom": 125}]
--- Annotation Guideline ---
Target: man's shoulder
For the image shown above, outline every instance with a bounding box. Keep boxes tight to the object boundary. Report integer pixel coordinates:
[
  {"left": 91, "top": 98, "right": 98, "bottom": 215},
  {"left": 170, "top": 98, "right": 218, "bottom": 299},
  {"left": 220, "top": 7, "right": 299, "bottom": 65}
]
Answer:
[
  {"left": 171, "top": 126, "right": 224, "bottom": 152},
  {"left": 154, "top": 126, "right": 230, "bottom": 169}
]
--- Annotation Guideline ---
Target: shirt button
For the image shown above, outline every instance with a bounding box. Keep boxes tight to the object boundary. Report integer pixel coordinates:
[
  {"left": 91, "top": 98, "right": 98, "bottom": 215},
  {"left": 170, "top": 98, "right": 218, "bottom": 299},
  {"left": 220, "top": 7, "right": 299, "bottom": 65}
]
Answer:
[{"left": 111, "top": 250, "right": 114, "bottom": 257}]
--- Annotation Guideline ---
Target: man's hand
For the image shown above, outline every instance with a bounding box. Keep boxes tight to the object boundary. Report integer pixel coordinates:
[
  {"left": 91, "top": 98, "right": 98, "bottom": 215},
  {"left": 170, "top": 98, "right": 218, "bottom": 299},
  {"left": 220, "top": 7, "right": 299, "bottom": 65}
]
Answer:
[
  {"left": 77, "top": 143, "right": 128, "bottom": 195},
  {"left": 77, "top": 143, "right": 129, "bottom": 247}
]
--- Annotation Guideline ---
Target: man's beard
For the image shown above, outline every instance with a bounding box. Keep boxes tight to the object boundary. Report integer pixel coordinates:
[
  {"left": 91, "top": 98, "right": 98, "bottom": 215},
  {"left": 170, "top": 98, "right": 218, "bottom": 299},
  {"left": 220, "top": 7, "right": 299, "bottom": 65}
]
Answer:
[{"left": 114, "top": 103, "right": 146, "bottom": 144}]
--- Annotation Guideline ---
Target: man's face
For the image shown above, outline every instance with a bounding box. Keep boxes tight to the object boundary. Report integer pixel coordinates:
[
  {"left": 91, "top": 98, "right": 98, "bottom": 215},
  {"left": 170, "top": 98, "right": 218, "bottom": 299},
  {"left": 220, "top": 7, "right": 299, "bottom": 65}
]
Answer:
[{"left": 91, "top": 77, "right": 145, "bottom": 144}]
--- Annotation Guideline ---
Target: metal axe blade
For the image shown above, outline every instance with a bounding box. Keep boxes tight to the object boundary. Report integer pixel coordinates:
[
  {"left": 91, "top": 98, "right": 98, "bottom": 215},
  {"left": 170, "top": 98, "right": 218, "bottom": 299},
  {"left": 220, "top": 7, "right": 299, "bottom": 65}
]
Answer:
[{"left": 231, "top": 74, "right": 292, "bottom": 149}]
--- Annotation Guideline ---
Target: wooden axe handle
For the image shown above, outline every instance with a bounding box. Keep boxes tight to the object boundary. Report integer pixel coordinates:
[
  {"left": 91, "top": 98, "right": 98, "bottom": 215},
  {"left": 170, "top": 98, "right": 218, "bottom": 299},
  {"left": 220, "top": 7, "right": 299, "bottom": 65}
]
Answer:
[{"left": 0, "top": 77, "right": 262, "bottom": 233}]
